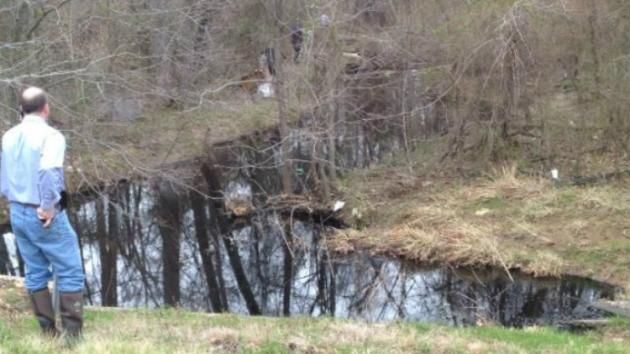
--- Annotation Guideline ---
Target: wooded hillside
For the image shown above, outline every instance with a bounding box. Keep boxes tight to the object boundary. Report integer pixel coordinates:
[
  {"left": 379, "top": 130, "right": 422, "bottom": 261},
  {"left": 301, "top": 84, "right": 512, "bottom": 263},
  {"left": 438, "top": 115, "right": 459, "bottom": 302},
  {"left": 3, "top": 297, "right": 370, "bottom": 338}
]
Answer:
[{"left": 1, "top": 0, "right": 628, "bottom": 188}]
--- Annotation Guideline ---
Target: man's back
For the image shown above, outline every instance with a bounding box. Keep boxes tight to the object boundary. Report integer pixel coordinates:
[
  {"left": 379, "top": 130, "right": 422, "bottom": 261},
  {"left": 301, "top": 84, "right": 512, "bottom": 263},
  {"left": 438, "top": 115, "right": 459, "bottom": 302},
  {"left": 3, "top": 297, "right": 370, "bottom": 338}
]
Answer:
[
  {"left": 5, "top": 86, "right": 84, "bottom": 339},
  {"left": 1, "top": 114, "right": 65, "bottom": 206}
]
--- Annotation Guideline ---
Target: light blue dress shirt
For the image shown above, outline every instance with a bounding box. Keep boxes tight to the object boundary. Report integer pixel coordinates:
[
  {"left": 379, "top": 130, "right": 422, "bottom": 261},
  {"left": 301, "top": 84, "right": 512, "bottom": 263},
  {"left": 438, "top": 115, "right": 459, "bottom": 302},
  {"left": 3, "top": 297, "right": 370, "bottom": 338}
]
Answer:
[{"left": 1, "top": 114, "right": 66, "bottom": 209}]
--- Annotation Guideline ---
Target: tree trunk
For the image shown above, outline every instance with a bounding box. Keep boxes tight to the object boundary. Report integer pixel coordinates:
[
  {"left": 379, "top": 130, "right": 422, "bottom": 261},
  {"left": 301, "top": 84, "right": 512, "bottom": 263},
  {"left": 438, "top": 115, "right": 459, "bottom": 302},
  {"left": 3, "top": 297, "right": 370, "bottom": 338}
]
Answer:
[
  {"left": 16, "top": 246, "right": 25, "bottom": 278},
  {"left": 190, "top": 187, "right": 224, "bottom": 312},
  {"left": 97, "top": 195, "right": 117, "bottom": 306},
  {"left": 210, "top": 222, "right": 228, "bottom": 310},
  {"left": 105, "top": 191, "right": 119, "bottom": 306},
  {"left": 0, "top": 227, "right": 11, "bottom": 275},
  {"left": 273, "top": 0, "right": 293, "bottom": 196},
  {"left": 155, "top": 181, "right": 182, "bottom": 307},
  {"left": 201, "top": 160, "right": 261, "bottom": 315},
  {"left": 68, "top": 209, "right": 93, "bottom": 305},
  {"left": 282, "top": 221, "right": 293, "bottom": 316}
]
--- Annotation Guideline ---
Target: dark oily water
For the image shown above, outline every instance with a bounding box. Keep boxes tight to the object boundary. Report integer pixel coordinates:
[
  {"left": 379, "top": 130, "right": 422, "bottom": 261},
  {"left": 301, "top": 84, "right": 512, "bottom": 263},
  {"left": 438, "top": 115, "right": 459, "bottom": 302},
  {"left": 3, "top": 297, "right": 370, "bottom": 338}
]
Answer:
[
  {"left": 228, "top": 223, "right": 615, "bottom": 327},
  {"left": 71, "top": 210, "right": 614, "bottom": 327},
  {"left": 326, "top": 258, "right": 614, "bottom": 326},
  {"left": 1, "top": 178, "right": 616, "bottom": 328}
]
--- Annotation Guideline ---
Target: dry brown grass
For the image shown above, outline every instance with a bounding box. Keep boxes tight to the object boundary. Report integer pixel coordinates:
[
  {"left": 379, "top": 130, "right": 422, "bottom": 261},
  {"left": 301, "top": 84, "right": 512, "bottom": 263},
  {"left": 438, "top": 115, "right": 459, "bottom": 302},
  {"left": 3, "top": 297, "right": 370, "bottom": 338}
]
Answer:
[
  {"left": 333, "top": 163, "right": 630, "bottom": 284},
  {"left": 337, "top": 206, "right": 505, "bottom": 267},
  {"left": 0, "top": 276, "right": 29, "bottom": 317}
]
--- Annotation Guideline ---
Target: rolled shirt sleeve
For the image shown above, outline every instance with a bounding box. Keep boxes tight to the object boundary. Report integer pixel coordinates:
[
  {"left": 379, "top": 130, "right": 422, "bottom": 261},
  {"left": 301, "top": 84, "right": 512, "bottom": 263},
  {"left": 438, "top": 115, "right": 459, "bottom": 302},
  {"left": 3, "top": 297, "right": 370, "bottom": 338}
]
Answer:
[{"left": 39, "top": 132, "right": 66, "bottom": 210}]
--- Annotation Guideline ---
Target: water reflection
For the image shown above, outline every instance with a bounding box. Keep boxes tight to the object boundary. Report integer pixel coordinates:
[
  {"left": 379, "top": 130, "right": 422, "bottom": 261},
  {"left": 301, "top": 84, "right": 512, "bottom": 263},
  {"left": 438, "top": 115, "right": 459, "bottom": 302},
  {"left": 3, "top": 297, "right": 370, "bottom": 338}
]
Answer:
[
  {"left": 2, "top": 179, "right": 614, "bottom": 327},
  {"left": 70, "top": 188, "right": 613, "bottom": 326}
]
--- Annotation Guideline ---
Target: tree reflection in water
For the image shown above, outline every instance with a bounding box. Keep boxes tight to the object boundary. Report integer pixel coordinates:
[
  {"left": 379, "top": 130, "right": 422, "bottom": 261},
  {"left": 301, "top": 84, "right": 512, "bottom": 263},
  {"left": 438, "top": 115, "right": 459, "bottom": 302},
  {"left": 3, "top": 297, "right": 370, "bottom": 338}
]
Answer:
[{"left": 70, "top": 183, "right": 614, "bottom": 327}]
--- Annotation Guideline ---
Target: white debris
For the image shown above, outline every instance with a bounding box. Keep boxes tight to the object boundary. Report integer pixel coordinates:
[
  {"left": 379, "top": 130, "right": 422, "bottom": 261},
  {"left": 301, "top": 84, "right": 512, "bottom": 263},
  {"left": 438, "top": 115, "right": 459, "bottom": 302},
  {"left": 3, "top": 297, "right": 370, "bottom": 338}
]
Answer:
[
  {"left": 2, "top": 233, "right": 19, "bottom": 274},
  {"left": 551, "top": 168, "right": 559, "bottom": 181},
  {"left": 333, "top": 200, "right": 345, "bottom": 212},
  {"left": 320, "top": 14, "right": 331, "bottom": 26},
  {"left": 475, "top": 208, "right": 490, "bottom": 216},
  {"left": 257, "top": 82, "right": 274, "bottom": 98}
]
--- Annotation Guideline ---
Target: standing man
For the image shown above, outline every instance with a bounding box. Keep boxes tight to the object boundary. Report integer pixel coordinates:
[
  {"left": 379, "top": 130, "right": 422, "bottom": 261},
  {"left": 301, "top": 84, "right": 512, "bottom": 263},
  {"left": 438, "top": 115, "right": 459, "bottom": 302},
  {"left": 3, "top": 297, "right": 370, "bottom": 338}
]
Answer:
[
  {"left": 290, "top": 24, "right": 304, "bottom": 63},
  {"left": 0, "top": 86, "right": 84, "bottom": 338}
]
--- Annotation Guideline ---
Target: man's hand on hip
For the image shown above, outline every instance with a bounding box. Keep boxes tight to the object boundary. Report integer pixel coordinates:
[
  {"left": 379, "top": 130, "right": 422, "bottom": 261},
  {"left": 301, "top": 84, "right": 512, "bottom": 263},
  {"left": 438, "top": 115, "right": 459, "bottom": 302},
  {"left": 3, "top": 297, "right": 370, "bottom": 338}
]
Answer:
[{"left": 37, "top": 207, "right": 55, "bottom": 228}]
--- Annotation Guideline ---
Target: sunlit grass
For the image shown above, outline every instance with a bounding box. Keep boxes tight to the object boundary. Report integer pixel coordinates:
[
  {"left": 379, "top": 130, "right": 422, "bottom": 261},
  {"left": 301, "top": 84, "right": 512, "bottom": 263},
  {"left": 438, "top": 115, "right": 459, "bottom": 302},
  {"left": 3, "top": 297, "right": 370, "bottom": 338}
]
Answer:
[{"left": 1, "top": 307, "right": 629, "bottom": 354}]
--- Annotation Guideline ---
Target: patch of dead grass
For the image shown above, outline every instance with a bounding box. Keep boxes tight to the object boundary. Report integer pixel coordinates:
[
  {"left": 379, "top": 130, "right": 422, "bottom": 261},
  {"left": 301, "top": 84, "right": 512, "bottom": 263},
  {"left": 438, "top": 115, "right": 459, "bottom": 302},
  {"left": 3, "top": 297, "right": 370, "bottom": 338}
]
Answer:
[
  {"left": 201, "top": 327, "right": 241, "bottom": 353},
  {"left": 334, "top": 164, "right": 630, "bottom": 284},
  {"left": 321, "top": 322, "right": 420, "bottom": 352},
  {"left": 0, "top": 276, "right": 29, "bottom": 317}
]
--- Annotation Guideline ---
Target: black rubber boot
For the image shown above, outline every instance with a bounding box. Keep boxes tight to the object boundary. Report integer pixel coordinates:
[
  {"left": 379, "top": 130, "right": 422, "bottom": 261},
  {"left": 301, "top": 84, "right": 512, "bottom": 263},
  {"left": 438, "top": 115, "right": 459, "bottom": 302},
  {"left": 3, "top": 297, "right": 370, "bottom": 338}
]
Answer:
[
  {"left": 59, "top": 291, "right": 83, "bottom": 341},
  {"left": 29, "top": 288, "right": 57, "bottom": 336}
]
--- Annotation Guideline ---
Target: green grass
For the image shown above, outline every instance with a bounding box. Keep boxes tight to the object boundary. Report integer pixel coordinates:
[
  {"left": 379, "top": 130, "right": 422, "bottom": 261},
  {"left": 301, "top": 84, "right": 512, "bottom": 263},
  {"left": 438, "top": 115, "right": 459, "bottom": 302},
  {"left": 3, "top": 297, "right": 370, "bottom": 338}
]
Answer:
[
  {"left": 464, "top": 326, "right": 627, "bottom": 354},
  {"left": 1, "top": 307, "right": 629, "bottom": 353},
  {"left": 552, "top": 190, "right": 578, "bottom": 208},
  {"left": 464, "top": 195, "right": 509, "bottom": 213}
]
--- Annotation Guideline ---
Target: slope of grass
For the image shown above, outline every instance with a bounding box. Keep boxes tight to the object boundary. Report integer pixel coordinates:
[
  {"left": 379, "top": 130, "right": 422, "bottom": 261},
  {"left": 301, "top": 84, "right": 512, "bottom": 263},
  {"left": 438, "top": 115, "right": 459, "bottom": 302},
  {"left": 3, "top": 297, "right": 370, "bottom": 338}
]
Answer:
[{"left": 1, "top": 307, "right": 629, "bottom": 354}]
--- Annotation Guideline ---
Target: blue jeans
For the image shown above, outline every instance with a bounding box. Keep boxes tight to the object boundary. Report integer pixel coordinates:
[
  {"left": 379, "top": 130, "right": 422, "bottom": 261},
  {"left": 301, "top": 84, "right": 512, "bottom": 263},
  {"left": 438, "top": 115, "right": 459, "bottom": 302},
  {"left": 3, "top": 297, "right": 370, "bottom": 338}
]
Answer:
[{"left": 10, "top": 203, "right": 84, "bottom": 292}]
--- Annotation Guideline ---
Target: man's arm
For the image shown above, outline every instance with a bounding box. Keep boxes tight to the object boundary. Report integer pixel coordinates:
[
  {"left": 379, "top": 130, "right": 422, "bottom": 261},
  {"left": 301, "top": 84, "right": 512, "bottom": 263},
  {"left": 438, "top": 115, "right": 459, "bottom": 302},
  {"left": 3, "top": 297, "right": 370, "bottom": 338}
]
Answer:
[
  {"left": 38, "top": 132, "right": 65, "bottom": 227},
  {"left": 0, "top": 135, "right": 8, "bottom": 199}
]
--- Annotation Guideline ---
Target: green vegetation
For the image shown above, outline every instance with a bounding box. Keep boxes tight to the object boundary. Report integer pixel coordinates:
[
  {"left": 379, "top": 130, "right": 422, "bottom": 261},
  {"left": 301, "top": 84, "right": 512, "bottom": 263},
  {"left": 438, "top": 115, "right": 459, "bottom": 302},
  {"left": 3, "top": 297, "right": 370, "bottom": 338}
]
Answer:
[
  {"left": 3, "top": 276, "right": 628, "bottom": 353},
  {"left": 1, "top": 307, "right": 629, "bottom": 354}
]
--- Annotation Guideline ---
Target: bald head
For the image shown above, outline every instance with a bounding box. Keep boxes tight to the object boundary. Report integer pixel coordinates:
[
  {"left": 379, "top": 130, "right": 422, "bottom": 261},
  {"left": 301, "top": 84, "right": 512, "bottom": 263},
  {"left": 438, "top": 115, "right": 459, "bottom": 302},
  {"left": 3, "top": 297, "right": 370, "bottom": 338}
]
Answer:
[{"left": 20, "top": 86, "right": 48, "bottom": 115}]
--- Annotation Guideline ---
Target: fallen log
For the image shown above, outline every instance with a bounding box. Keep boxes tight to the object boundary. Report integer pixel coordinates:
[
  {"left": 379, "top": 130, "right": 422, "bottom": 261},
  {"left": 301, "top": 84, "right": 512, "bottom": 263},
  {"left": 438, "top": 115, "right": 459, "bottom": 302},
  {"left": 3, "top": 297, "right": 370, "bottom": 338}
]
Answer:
[
  {"left": 590, "top": 300, "right": 630, "bottom": 318},
  {"left": 558, "top": 319, "right": 611, "bottom": 329},
  {"left": 229, "top": 194, "right": 348, "bottom": 229}
]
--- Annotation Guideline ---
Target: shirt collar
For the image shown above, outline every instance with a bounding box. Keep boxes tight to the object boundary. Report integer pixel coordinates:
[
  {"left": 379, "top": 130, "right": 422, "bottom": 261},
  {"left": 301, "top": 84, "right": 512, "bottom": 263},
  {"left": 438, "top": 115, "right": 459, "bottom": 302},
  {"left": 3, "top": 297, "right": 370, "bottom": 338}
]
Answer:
[{"left": 22, "top": 114, "right": 48, "bottom": 125}]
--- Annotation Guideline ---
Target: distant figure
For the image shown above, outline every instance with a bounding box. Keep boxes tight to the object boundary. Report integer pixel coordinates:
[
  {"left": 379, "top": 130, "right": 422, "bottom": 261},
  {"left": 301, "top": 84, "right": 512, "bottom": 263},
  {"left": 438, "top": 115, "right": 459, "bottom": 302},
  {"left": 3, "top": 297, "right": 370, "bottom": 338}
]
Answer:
[
  {"left": 1, "top": 87, "right": 84, "bottom": 340},
  {"left": 259, "top": 48, "right": 276, "bottom": 77},
  {"left": 290, "top": 25, "right": 304, "bottom": 63}
]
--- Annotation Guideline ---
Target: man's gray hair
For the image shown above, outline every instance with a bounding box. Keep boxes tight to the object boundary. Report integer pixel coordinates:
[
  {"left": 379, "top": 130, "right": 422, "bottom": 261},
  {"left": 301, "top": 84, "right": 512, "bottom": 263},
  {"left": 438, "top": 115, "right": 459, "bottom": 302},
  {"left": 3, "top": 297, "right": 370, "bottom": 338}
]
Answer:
[{"left": 20, "top": 87, "right": 47, "bottom": 114}]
